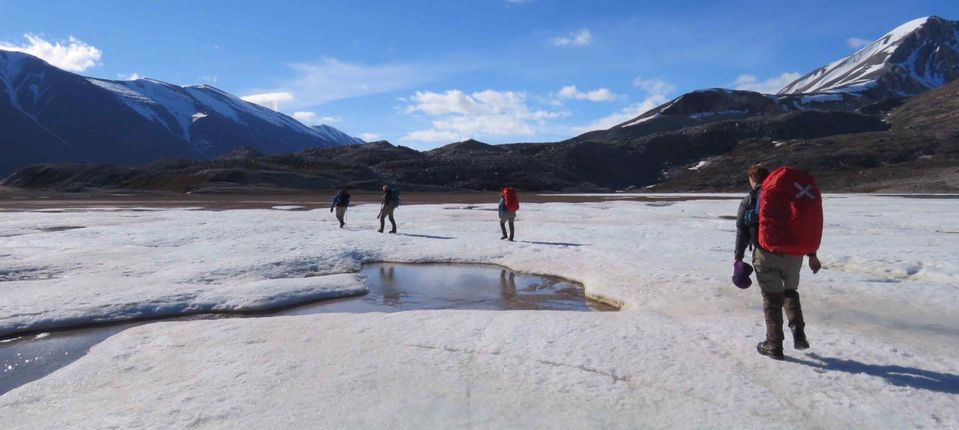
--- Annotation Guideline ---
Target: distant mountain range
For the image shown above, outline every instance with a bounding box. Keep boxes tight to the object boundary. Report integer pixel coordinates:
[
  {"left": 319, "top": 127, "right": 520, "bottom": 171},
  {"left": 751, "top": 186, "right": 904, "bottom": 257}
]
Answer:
[
  {"left": 0, "top": 50, "right": 362, "bottom": 176},
  {"left": 4, "top": 16, "right": 958, "bottom": 193}
]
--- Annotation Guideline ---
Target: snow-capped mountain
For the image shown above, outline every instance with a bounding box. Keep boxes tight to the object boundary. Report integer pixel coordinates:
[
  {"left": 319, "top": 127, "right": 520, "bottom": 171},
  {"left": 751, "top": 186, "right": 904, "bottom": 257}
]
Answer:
[
  {"left": 311, "top": 125, "right": 365, "bottom": 145},
  {"left": 779, "top": 16, "right": 959, "bottom": 95},
  {"left": 0, "top": 49, "right": 358, "bottom": 175},
  {"left": 577, "top": 16, "right": 959, "bottom": 143}
]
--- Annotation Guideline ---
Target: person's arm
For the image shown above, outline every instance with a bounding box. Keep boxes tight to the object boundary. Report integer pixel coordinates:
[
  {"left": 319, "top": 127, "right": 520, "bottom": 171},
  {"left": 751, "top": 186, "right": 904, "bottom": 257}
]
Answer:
[
  {"left": 734, "top": 196, "right": 750, "bottom": 261},
  {"left": 807, "top": 253, "right": 821, "bottom": 274}
]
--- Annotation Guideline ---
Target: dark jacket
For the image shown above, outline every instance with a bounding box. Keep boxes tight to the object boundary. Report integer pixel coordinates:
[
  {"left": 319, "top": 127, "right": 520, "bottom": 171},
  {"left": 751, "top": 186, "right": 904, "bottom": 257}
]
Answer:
[
  {"left": 332, "top": 191, "right": 350, "bottom": 208},
  {"left": 735, "top": 187, "right": 761, "bottom": 260},
  {"left": 381, "top": 189, "right": 398, "bottom": 208}
]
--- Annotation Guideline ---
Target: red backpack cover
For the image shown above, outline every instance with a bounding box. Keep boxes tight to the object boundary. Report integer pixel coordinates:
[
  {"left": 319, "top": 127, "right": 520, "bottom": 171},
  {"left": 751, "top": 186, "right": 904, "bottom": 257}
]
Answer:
[
  {"left": 502, "top": 187, "right": 520, "bottom": 212},
  {"left": 758, "top": 167, "right": 823, "bottom": 256}
]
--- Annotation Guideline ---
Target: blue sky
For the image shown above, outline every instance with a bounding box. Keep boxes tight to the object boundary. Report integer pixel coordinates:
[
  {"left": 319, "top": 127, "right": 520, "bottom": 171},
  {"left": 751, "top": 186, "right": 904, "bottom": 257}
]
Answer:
[{"left": 1, "top": 0, "right": 956, "bottom": 148}]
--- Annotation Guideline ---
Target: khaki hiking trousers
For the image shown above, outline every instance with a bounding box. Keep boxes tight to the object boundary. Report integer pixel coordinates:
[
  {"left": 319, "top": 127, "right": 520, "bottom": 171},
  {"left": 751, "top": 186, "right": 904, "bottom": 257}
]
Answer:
[{"left": 752, "top": 247, "right": 803, "bottom": 294}]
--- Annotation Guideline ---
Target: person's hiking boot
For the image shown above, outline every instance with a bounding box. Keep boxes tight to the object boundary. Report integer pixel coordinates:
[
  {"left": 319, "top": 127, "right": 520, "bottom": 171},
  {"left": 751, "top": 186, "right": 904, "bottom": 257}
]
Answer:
[
  {"left": 377, "top": 229, "right": 384, "bottom": 233},
  {"left": 500, "top": 235, "right": 508, "bottom": 240},
  {"left": 792, "top": 326, "right": 810, "bottom": 350},
  {"left": 756, "top": 341, "right": 784, "bottom": 360},
  {"left": 389, "top": 230, "right": 397, "bottom": 234}
]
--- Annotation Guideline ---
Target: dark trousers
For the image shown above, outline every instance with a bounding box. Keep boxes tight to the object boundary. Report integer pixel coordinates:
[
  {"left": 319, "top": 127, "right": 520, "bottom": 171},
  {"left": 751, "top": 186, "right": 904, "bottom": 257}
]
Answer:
[
  {"left": 500, "top": 220, "right": 514, "bottom": 239},
  {"left": 761, "top": 289, "right": 805, "bottom": 346}
]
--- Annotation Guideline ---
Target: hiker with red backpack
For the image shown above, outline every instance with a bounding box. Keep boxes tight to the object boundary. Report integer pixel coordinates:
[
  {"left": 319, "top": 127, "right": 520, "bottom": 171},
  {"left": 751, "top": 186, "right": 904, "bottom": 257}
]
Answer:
[
  {"left": 499, "top": 187, "right": 519, "bottom": 241},
  {"left": 734, "top": 165, "right": 823, "bottom": 360}
]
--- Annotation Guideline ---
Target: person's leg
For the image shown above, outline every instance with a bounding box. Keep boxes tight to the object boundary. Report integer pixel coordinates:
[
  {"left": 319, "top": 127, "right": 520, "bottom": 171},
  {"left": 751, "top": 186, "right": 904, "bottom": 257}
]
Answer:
[
  {"left": 754, "top": 248, "right": 785, "bottom": 358},
  {"left": 784, "top": 290, "right": 809, "bottom": 349},
  {"left": 387, "top": 207, "right": 396, "bottom": 233},
  {"left": 378, "top": 211, "right": 385, "bottom": 233},
  {"left": 500, "top": 220, "right": 508, "bottom": 239},
  {"left": 781, "top": 255, "right": 808, "bottom": 349},
  {"left": 507, "top": 219, "right": 515, "bottom": 241},
  {"left": 761, "top": 289, "right": 785, "bottom": 345}
]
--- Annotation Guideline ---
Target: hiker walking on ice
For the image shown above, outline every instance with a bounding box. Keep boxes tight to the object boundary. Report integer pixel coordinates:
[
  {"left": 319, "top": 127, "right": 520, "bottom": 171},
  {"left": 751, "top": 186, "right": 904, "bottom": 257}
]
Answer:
[
  {"left": 734, "top": 165, "right": 822, "bottom": 360},
  {"left": 378, "top": 185, "right": 399, "bottom": 233},
  {"left": 331, "top": 189, "right": 351, "bottom": 228},
  {"left": 499, "top": 187, "right": 519, "bottom": 241}
]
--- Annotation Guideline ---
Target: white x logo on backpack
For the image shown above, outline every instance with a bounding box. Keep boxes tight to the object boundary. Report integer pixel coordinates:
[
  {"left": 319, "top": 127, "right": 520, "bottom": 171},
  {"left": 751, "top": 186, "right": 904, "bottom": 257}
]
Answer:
[{"left": 794, "top": 182, "right": 815, "bottom": 200}]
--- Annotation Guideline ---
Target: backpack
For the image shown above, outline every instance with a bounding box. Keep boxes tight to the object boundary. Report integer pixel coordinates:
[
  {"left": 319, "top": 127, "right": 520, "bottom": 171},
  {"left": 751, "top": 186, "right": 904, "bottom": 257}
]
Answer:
[
  {"left": 758, "top": 167, "right": 823, "bottom": 256},
  {"left": 390, "top": 188, "right": 401, "bottom": 206},
  {"left": 744, "top": 188, "right": 760, "bottom": 227},
  {"left": 502, "top": 187, "right": 520, "bottom": 212}
]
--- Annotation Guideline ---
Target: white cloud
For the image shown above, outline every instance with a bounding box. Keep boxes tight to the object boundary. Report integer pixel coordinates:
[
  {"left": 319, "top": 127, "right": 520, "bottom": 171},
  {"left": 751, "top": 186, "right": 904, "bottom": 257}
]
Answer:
[
  {"left": 551, "top": 29, "right": 592, "bottom": 47},
  {"left": 732, "top": 72, "right": 801, "bottom": 94},
  {"left": 571, "top": 77, "right": 675, "bottom": 134},
  {"left": 241, "top": 92, "right": 295, "bottom": 110},
  {"left": 292, "top": 111, "right": 317, "bottom": 123},
  {"left": 0, "top": 34, "right": 101, "bottom": 72},
  {"left": 247, "top": 58, "right": 458, "bottom": 111},
  {"left": 359, "top": 133, "right": 382, "bottom": 142},
  {"left": 292, "top": 112, "right": 343, "bottom": 125},
  {"left": 117, "top": 72, "right": 141, "bottom": 81},
  {"left": 401, "top": 89, "right": 569, "bottom": 143},
  {"left": 556, "top": 86, "right": 619, "bottom": 102},
  {"left": 632, "top": 77, "right": 676, "bottom": 95},
  {"left": 199, "top": 75, "right": 218, "bottom": 83},
  {"left": 846, "top": 37, "right": 872, "bottom": 49}
]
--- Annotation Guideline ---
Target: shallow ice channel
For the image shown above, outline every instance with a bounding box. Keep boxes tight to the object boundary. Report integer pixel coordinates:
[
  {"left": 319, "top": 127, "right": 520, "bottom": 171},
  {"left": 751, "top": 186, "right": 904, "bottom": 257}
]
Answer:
[{"left": 0, "top": 263, "right": 616, "bottom": 395}]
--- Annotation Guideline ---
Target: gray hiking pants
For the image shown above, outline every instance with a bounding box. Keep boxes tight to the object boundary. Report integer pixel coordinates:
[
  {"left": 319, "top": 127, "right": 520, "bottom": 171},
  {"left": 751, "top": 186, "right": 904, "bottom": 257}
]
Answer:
[{"left": 754, "top": 248, "right": 806, "bottom": 346}]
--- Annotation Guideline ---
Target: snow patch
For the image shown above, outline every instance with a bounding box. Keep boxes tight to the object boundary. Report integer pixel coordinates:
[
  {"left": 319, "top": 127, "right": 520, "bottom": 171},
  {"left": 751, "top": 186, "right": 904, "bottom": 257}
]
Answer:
[
  {"left": 800, "top": 94, "right": 844, "bottom": 104},
  {"left": 622, "top": 113, "right": 659, "bottom": 128}
]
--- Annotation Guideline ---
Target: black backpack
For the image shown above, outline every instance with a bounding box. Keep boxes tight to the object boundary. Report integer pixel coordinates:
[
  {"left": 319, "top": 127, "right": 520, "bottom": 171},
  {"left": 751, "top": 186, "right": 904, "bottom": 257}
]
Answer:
[{"left": 390, "top": 188, "right": 401, "bottom": 206}]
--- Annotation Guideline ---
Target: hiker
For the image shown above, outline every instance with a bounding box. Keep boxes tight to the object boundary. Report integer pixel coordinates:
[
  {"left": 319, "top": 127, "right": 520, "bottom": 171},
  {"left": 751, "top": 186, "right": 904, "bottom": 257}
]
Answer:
[
  {"left": 331, "top": 189, "right": 350, "bottom": 228},
  {"left": 499, "top": 187, "right": 519, "bottom": 241},
  {"left": 378, "top": 185, "right": 399, "bottom": 233},
  {"left": 734, "top": 164, "right": 823, "bottom": 360}
]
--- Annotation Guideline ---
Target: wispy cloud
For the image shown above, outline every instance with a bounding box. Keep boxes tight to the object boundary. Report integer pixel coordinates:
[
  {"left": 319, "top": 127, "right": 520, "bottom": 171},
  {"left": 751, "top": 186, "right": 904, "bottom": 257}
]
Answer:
[
  {"left": 556, "top": 86, "right": 619, "bottom": 102},
  {"left": 359, "top": 133, "right": 382, "bottom": 142},
  {"left": 632, "top": 77, "right": 675, "bottom": 95},
  {"left": 551, "top": 29, "right": 592, "bottom": 47},
  {"left": 570, "top": 77, "right": 675, "bottom": 134},
  {"left": 117, "top": 72, "right": 141, "bottom": 81},
  {"left": 241, "top": 92, "right": 295, "bottom": 110},
  {"left": 846, "top": 37, "right": 872, "bottom": 49},
  {"left": 294, "top": 112, "right": 342, "bottom": 124},
  {"left": 247, "top": 57, "right": 462, "bottom": 110},
  {"left": 292, "top": 111, "right": 317, "bottom": 123},
  {"left": 0, "top": 34, "right": 101, "bottom": 72},
  {"left": 401, "top": 89, "right": 569, "bottom": 143},
  {"left": 732, "top": 72, "right": 801, "bottom": 94}
]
